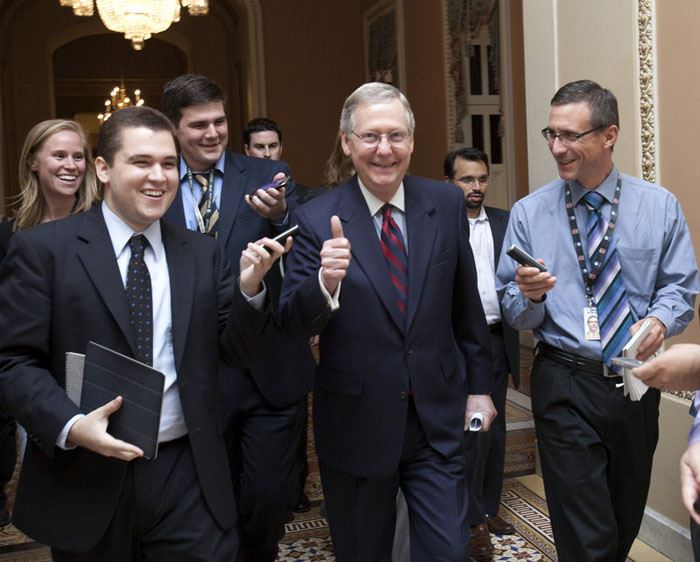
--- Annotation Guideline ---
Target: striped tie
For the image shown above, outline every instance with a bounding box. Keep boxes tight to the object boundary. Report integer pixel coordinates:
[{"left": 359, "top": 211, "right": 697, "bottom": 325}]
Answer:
[
  {"left": 195, "top": 172, "right": 219, "bottom": 237},
  {"left": 380, "top": 204, "right": 408, "bottom": 316},
  {"left": 583, "top": 191, "right": 633, "bottom": 368}
]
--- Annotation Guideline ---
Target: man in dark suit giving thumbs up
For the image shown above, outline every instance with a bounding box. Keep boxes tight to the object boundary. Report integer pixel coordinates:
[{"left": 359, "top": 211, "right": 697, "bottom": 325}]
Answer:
[{"left": 280, "top": 82, "right": 495, "bottom": 561}]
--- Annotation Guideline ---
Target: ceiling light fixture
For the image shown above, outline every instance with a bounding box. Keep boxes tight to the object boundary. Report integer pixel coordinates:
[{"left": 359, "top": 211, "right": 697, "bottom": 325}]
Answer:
[{"left": 59, "top": 0, "right": 209, "bottom": 50}]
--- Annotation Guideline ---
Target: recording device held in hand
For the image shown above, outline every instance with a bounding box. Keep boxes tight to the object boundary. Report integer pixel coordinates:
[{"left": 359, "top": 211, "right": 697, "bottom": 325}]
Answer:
[
  {"left": 250, "top": 174, "right": 290, "bottom": 196},
  {"left": 506, "top": 244, "right": 547, "bottom": 272}
]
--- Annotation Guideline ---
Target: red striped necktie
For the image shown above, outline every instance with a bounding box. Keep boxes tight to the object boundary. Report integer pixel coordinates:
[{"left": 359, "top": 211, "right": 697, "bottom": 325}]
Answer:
[{"left": 380, "top": 203, "right": 408, "bottom": 316}]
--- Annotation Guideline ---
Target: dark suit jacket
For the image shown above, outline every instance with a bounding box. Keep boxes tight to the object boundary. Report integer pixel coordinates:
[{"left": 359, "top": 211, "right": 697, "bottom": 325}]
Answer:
[
  {"left": 279, "top": 175, "right": 493, "bottom": 478},
  {"left": 165, "top": 150, "right": 315, "bottom": 407},
  {"left": 484, "top": 206, "right": 520, "bottom": 386},
  {"left": 0, "top": 217, "right": 13, "bottom": 264},
  {"left": 0, "top": 206, "right": 271, "bottom": 551}
]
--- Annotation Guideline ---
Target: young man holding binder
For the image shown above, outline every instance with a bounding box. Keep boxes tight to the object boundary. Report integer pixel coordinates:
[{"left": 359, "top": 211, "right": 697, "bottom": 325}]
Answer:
[{"left": 0, "top": 106, "right": 289, "bottom": 561}]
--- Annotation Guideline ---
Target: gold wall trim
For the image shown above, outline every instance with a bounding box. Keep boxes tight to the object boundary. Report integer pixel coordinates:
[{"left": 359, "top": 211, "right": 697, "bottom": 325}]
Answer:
[
  {"left": 638, "top": 0, "right": 656, "bottom": 183},
  {"left": 638, "top": 1, "right": 691, "bottom": 403}
]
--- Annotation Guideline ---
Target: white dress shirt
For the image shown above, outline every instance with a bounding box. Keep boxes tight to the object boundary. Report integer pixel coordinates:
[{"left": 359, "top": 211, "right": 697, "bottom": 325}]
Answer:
[{"left": 468, "top": 206, "right": 501, "bottom": 325}]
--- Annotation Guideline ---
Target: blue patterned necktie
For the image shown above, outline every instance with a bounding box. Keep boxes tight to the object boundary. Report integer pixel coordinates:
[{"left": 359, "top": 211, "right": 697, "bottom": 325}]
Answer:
[
  {"left": 583, "top": 191, "right": 633, "bottom": 368},
  {"left": 380, "top": 204, "right": 408, "bottom": 316},
  {"left": 126, "top": 235, "right": 153, "bottom": 366}
]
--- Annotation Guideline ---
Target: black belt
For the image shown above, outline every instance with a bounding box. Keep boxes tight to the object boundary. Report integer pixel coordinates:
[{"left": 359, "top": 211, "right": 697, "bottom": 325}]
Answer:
[
  {"left": 536, "top": 342, "right": 616, "bottom": 377},
  {"left": 488, "top": 321, "right": 502, "bottom": 332},
  {"left": 158, "top": 434, "right": 189, "bottom": 450}
]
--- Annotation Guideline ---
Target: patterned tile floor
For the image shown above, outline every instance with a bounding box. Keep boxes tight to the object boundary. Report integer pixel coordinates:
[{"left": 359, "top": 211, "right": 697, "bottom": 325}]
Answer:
[{"left": 277, "top": 474, "right": 671, "bottom": 562}]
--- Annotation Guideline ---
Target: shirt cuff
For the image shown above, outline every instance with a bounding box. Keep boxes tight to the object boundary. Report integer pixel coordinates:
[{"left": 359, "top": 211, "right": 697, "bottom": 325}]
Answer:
[
  {"left": 318, "top": 268, "right": 341, "bottom": 311},
  {"left": 57, "top": 414, "right": 84, "bottom": 450},
  {"left": 271, "top": 211, "right": 290, "bottom": 228},
  {"left": 241, "top": 281, "right": 267, "bottom": 311}
]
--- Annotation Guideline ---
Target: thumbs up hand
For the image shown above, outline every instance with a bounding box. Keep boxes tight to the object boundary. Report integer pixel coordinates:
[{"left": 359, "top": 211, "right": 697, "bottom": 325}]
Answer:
[{"left": 321, "top": 215, "right": 351, "bottom": 294}]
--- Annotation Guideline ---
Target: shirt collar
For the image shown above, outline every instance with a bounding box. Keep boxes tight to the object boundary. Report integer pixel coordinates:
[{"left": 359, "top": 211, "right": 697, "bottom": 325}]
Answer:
[
  {"left": 468, "top": 205, "right": 488, "bottom": 224},
  {"left": 101, "top": 200, "right": 163, "bottom": 261},
  {"left": 357, "top": 177, "right": 406, "bottom": 217},
  {"left": 179, "top": 151, "right": 226, "bottom": 181},
  {"left": 570, "top": 165, "right": 618, "bottom": 206}
]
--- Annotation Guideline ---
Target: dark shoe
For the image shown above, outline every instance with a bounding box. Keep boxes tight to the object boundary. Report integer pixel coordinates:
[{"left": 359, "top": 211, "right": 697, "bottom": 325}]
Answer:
[
  {"left": 486, "top": 513, "right": 515, "bottom": 535},
  {"left": 469, "top": 523, "right": 493, "bottom": 556},
  {"left": 292, "top": 492, "right": 310, "bottom": 513},
  {"left": 0, "top": 507, "right": 10, "bottom": 527}
]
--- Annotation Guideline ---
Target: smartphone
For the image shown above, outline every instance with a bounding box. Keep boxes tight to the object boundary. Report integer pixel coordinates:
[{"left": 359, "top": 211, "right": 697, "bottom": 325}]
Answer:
[
  {"left": 270, "top": 224, "right": 299, "bottom": 245},
  {"left": 506, "top": 245, "right": 547, "bottom": 272},
  {"left": 250, "top": 175, "right": 290, "bottom": 196},
  {"left": 610, "top": 356, "right": 644, "bottom": 369},
  {"left": 262, "top": 225, "right": 299, "bottom": 254}
]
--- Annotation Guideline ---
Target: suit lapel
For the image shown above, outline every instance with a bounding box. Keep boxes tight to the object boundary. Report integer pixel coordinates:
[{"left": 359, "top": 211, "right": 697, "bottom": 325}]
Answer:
[
  {"left": 338, "top": 180, "right": 405, "bottom": 332},
  {"left": 404, "top": 178, "right": 437, "bottom": 330},
  {"left": 166, "top": 180, "right": 187, "bottom": 226},
  {"left": 162, "top": 221, "right": 194, "bottom": 371},
  {"left": 485, "top": 206, "right": 507, "bottom": 267},
  {"left": 216, "top": 151, "right": 247, "bottom": 246},
  {"left": 76, "top": 207, "right": 138, "bottom": 356}
]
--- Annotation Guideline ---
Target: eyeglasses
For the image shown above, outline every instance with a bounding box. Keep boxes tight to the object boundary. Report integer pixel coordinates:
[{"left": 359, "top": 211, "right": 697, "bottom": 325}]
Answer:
[
  {"left": 351, "top": 130, "right": 410, "bottom": 147},
  {"left": 456, "top": 175, "right": 489, "bottom": 187},
  {"left": 541, "top": 125, "right": 606, "bottom": 144}
]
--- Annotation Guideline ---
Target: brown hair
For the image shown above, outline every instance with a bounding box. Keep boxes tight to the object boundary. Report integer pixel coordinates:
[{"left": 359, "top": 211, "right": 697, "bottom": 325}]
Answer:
[{"left": 322, "top": 132, "right": 354, "bottom": 189}]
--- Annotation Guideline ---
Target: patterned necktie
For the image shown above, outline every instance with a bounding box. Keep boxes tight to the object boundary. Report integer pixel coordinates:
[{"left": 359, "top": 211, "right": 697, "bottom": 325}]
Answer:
[
  {"left": 583, "top": 191, "right": 633, "bottom": 368},
  {"left": 195, "top": 171, "right": 219, "bottom": 237},
  {"left": 380, "top": 203, "right": 408, "bottom": 316},
  {"left": 126, "top": 235, "right": 153, "bottom": 366}
]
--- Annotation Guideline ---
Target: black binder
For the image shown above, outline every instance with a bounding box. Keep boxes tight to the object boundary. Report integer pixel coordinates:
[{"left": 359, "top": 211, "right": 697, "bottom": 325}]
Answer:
[{"left": 79, "top": 341, "right": 165, "bottom": 459}]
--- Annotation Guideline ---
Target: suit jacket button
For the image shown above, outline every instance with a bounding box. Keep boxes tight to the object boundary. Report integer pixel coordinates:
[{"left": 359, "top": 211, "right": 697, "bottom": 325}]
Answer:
[
  {"left": 399, "top": 391, "right": 407, "bottom": 400},
  {"left": 405, "top": 346, "right": 412, "bottom": 355}
]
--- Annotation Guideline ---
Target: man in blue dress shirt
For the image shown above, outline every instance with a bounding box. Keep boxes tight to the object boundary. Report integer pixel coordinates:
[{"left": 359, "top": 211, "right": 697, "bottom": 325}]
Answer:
[{"left": 497, "top": 80, "right": 699, "bottom": 561}]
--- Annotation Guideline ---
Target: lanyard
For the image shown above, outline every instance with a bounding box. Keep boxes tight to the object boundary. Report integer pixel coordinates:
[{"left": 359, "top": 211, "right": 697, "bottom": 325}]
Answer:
[
  {"left": 186, "top": 167, "right": 216, "bottom": 233},
  {"left": 564, "top": 174, "right": 622, "bottom": 305}
]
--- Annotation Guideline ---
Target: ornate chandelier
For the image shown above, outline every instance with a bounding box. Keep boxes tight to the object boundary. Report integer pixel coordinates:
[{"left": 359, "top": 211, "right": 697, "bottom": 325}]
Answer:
[
  {"left": 59, "top": 0, "right": 209, "bottom": 50},
  {"left": 98, "top": 83, "right": 145, "bottom": 124}
]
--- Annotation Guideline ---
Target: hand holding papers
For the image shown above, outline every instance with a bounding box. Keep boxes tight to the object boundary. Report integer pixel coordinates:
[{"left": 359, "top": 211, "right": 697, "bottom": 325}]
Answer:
[
  {"left": 468, "top": 412, "right": 484, "bottom": 432},
  {"left": 618, "top": 319, "right": 653, "bottom": 401}
]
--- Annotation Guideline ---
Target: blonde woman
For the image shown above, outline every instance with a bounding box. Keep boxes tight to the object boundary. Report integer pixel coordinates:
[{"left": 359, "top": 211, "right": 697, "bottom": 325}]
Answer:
[
  {"left": 0, "top": 119, "right": 99, "bottom": 260},
  {"left": 0, "top": 119, "right": 99, "bottom": 527}
]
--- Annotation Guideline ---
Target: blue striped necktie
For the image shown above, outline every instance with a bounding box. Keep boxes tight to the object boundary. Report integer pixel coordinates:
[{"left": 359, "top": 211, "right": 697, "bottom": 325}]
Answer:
[
  {"left": 380, "top": 204, "right": 408, "bottom": 316},
  {"left": 583, "top": 191, "right": 633, "bottom": 368}
]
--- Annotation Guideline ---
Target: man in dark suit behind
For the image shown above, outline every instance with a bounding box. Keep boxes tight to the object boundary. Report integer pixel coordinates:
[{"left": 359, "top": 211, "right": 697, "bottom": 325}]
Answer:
[
  {"left": 279, "top": 82, "right": 496, "bottom": 561},
  {"left": 161, "top": 74, "right": 315, "bottom": 561},
  {"left": 444, "top": 147, "right": 520, "bottom": 556},
  {"left": 0, "top": 106, "right": 290, "bottom": 560}
]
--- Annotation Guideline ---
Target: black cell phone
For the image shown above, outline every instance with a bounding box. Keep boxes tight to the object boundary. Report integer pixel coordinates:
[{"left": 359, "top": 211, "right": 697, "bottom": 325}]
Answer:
[
  {"left": 262, "top": 225, "right": 299, "bottom": 254},
  {"left": 250, "top": 174, "right": 290, "bottom": 196},
  {"left": 270, "top": 224, "right": 299, "bottom": 244},
  {"left": 506, "top": 245, "right": 547, "bottom": 272},
  {"left": 695, "top": 497, "right": 700, "bottom": 515}
]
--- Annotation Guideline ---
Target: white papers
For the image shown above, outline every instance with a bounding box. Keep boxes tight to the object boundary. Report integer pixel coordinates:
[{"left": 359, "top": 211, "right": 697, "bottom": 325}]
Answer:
[
  {"left": 621, "top": 320, "right": 652, "bottom": 401},
  {"left": 468, "top": 412, "right": 484, "bottom": 432}
]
